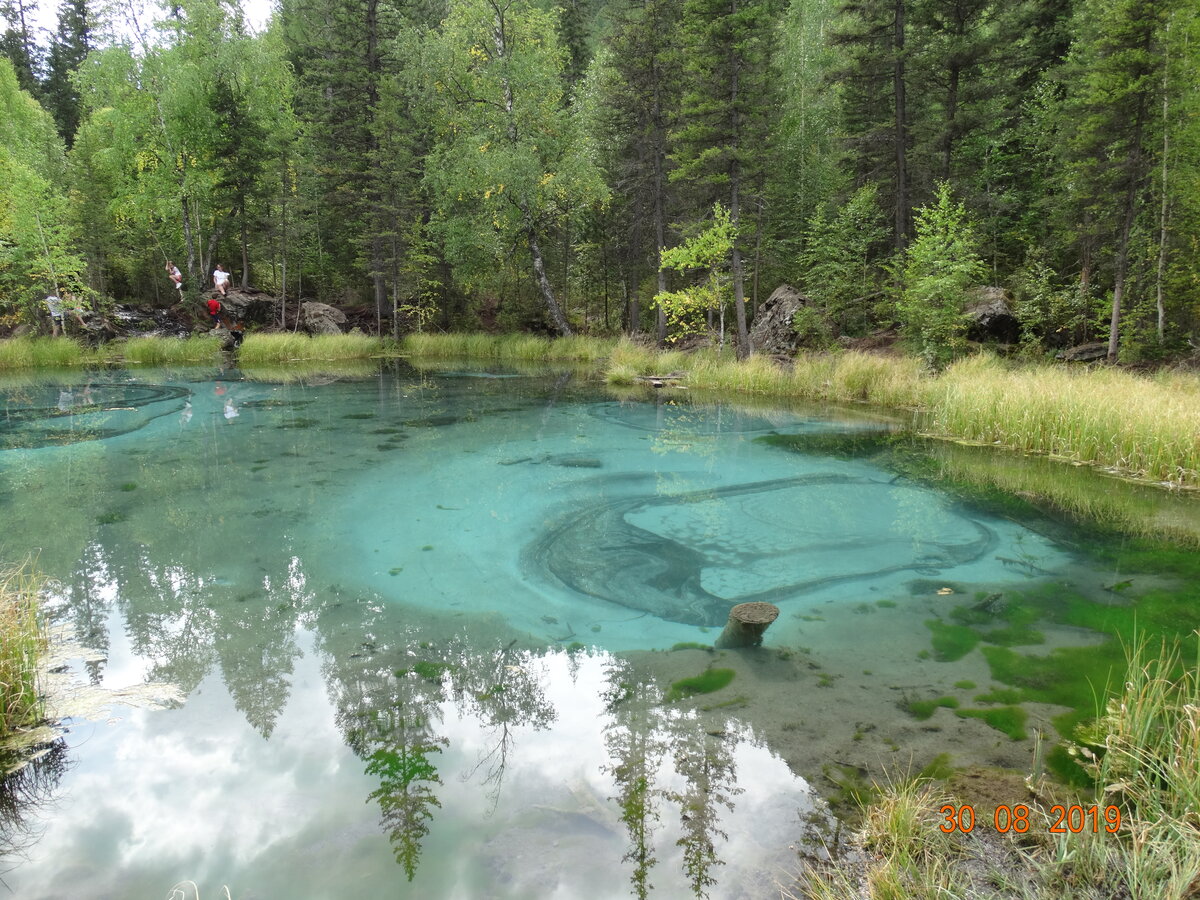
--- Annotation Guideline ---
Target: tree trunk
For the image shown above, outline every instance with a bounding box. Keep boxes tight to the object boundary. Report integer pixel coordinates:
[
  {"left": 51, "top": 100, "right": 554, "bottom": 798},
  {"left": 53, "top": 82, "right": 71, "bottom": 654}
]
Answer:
[
  {"left": 240, "top": 200, "right": 251, "bottom": 288},
  {"left": 525, "top": 214, "right": 573, "bottom": 335},
  {"left": 1156, "top": 31, "right": 1170, "bottom": 344},
  {"left": 181, "top": 197, "right": 197, "bottom": 288},
  {"left": 893, "top": 0, "right": 909, "bottom": 250},
  {"left": 729, "top": 12, "right": 750, "bottom": 360},
  {"left": 1107, "top": 97, "right": 1148, "bottom": 363},
  {"left": 653, "top": 62, "right": 668, "bottom": 343}
]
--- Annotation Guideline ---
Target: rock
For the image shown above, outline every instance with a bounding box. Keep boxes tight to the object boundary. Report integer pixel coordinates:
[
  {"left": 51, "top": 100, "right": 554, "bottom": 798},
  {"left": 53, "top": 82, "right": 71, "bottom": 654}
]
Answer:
[
  {"left": 220, "top": 288, "right": 280, "bottom": 325},
  {"left": 300, "top": 301, "right": 347, "bottom": 335},
  {"left": 964, "top": 286, "right": 1020, "bottom": 343},
  {"left": 749, "top": 284, "right": 809, "bottom": 355},
  {"left": 1056, "top": 341, "right": 1109, "bottom": 362},
  {"left": 9, "top": 324, "right": 34, "bottom": 339}
]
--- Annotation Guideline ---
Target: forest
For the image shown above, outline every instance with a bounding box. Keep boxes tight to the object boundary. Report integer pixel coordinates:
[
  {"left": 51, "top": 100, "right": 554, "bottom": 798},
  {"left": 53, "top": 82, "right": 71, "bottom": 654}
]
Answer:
[{"left": 2, "top": 0, "right": 1199, "bottom": 365}]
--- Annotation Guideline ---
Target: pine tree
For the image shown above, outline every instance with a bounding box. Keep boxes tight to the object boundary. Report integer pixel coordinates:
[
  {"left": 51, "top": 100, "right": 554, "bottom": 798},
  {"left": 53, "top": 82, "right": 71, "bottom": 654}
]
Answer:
[
  {"left": 833, "top": 0, "right": 911, "bottom": 249},
  {"left": 43, "top": 0, "right": 91, "bottom": 145},
  {"left": 671, "top": 0, "right": 780, "bottom": 356},
  {"left": 589, "top": 0, "right": 684, "bottom": 338},
  {"left": 1062, "top": 0, "right": 1175, "bottom": 361},
  {"left": 898, "top": 181, "right": 985, "bottom": 368},
  {"left": 0, "top": 0, "right": 39, "bottom": 95}
]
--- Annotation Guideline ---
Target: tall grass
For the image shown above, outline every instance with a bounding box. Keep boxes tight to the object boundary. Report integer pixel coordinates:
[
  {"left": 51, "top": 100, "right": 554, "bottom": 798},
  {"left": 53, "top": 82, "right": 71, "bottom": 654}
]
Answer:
[
  {"left": 0, "top": 565, "right": 44, "bottom": 737},
  {"left": 0, "top": 337, "right": 95, "bottom": 370},
  {"left": 116, "top": 335, "right": 223, "bottom": 365},
  {"left": 403, "top": 332, "right": 616, "bottom": 361},
  {"left": 924, "top": 355, "right": 1200, "bottom": 485},
  {"left": 237, "top": 333, "right": 387, "bottom": 363}
]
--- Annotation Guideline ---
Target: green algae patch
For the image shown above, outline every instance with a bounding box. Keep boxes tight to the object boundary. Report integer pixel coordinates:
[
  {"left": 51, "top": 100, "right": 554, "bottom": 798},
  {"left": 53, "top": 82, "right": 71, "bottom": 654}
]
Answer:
[
  {"left": 670, "top": 642, "right": 712, "bottom": 651},
  {"left": 974, "top": 688, "right": 1023, "bottom": 705},
  {"left": 666, "top": 667, "right": 735, "bottom": 702},
  {"left": 917, "top": 752, "right": 955, "bottom": 780},
  {"left": 955, "top": 705, "right": 1028, "bottom": 740},
  {"left": 979, "top": 624, "right": 1044, "bottom": 647},
  {"left": 925, "top": 620, "right": 979, "bottom": 661},
  {"left": 905, "top": 696, "right": 959, "bottom": 721},
  {"left": 397, "top": 660, "right": 457, "bottom": 682}
]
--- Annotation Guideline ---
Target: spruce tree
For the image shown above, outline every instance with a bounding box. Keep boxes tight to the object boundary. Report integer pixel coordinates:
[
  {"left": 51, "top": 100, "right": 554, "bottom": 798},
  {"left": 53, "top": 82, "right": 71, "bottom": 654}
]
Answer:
[
  {"left": 671, "top": 0, "right": 780, "bottom": 356},
  {"left": 43, "top": 0, "right": 91, "bottom": 145}
]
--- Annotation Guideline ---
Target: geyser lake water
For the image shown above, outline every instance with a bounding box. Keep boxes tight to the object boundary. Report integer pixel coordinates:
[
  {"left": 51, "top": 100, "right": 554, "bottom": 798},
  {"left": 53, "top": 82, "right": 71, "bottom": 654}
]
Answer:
[{"left": 1, "top": 361, "right": 1194, "bottom": 898}]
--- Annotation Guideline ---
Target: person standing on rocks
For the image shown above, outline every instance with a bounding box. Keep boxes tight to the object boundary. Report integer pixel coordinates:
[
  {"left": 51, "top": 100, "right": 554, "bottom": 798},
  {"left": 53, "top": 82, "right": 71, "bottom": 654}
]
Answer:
[
  {"left": 207, "top": 296, "right": 223, "bottom": 329},
  {"left": 44, "top": 293, "right": 63, "bottom": 336}
]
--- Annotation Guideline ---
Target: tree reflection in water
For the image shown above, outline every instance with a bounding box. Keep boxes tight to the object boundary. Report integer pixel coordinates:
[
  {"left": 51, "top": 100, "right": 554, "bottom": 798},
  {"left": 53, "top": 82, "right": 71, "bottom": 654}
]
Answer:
[
  {"left": 602, "top": 658, "right": 745, "bottom": 900},
  {"left": 0, "top": 741, "right": 69, "bottom": 869}
]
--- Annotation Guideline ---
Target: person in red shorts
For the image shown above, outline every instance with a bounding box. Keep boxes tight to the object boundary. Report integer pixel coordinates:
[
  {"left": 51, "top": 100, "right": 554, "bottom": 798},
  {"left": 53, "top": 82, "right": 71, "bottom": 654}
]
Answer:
[{"left": 207, "top": 297, "right": 223, "bottom": 328}]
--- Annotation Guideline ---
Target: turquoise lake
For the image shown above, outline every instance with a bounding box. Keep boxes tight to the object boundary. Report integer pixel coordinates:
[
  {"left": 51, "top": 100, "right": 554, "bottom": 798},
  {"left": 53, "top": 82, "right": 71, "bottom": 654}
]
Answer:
[{"left": 1, "top": 360, "right": 1194, "bottom": 898}]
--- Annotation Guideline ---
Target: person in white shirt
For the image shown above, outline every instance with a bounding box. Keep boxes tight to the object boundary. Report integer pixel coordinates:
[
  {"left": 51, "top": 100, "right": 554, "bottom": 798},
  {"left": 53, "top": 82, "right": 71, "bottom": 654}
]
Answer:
[
  {"left": 45, "top": 294, "right": 63, "bottom": 336},
  {"left": 166, "top": 261, "right": 183, "bottom": 291},
  {"left": 212, "top": 264, "right": 231, "bottom": 297}
]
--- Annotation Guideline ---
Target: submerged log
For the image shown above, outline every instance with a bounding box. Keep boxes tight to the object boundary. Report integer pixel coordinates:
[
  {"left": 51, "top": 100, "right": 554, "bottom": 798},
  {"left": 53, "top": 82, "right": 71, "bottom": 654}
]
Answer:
[{"left": 714, "top": 601, "right": 780, "bottom": 649}]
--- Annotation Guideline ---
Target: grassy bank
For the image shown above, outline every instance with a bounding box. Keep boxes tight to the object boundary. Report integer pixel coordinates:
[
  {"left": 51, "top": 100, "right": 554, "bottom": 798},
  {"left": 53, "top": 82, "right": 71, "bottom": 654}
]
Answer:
[
  {"left": 237, "top": 333, "right": 387, "bottom": 363},
  {"left": 789, "top": 637, "right": 1200, "bottom": 900},
  {"left": 402, "top": 332, "right": 616, "bottom": 361},
  {"left": 0, "top": 333, "right": 389, "bottom": 369},
  {"left": 0, "top": 565, "right": 44, "bottom": 738}
]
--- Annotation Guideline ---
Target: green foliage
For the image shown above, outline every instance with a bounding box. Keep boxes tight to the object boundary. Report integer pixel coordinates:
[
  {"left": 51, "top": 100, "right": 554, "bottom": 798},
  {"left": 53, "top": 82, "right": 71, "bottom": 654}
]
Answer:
[
  {"left": 790, "top": 305, "right": 833, "bottom": 348},
  {"left": 799, "top": 184, "right": 887, "bottom": 336},
  {"left": 898, "top": 183, "right": 986, "bottom": 370},
  {"left": 655, "top": 203, "right": 735, "bottom": 340},
  {"left": 423, "top": 0, "right": 606, "bottom": 330}
]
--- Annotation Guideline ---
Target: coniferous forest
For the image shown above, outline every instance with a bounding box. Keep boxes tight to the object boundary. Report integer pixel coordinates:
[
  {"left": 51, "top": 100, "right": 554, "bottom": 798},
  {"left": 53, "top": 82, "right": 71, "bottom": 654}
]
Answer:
[{"left": 2, "top": 0, "right": 1199, "bottom": 364}]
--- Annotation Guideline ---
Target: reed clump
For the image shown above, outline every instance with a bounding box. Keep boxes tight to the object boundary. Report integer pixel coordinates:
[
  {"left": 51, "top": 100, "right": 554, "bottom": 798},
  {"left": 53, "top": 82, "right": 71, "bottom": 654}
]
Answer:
[
  {"left": 0, "top": 565, "right": 45, "bottom": 737},
  {"left": 237, "top": 332, "right": 387, "bottom": 363}
]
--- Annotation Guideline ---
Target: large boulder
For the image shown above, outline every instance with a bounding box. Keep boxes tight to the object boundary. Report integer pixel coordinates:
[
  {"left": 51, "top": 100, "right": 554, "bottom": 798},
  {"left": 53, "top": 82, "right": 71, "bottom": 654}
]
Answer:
[
  {"left": 749, "top": 284, "right": 809, "bottom": 355},
  {"left": 220, "top": 287, "right": 280, "bottom": 325},
  {"left": 964, "top": 286, "right": 1020, "bottom": 343},
  {"left": 300, "top": 301, "right": 347, "bottom": 335}
]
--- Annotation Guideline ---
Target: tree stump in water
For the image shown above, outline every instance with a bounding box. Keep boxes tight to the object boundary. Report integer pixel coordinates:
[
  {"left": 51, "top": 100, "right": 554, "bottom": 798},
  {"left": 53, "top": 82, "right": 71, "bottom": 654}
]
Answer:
[{"left": 714, "top": 602, "right": 780, "bottom": 649}]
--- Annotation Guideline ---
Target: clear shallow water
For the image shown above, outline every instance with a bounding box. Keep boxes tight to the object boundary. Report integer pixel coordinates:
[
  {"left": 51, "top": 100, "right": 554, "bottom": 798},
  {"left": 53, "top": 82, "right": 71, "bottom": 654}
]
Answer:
[{"left": 0, "top": 363, "right": 1170, "bottom": 897}]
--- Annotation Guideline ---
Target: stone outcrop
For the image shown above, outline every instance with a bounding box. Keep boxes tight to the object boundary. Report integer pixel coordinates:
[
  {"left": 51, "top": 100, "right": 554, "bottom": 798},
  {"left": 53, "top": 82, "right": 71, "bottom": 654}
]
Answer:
[
  {"left": 964, "top": 286, "right": 1020, "bottom": 343},
  {"left": 749, "top": 284, "right": 809, "bottom": 355},
  {"left": 1056, "top": 341, "right": 1109, "bottom": 362},
  {"left": 218, "top": 288, "right": 280, "bottom": 325},
  {"left": 300, "top": 301, "right": 347, "bottom": 335}
]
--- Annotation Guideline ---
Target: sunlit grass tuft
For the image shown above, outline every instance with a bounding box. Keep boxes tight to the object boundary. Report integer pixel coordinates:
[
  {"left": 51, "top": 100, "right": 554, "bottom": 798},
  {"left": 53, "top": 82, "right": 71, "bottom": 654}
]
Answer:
[
  {"left": 0, "top": 563, "right": 45, "bottom": 737},
  {"left": 237, "top": 333, "right": 386, "bottom": 363}
]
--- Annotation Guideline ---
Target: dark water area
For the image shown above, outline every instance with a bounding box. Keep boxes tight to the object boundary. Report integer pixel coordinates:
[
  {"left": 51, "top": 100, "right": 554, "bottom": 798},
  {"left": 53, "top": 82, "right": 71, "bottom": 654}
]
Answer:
[{"left": 1, "top": 360, "right": 1198, "bottom": 898}]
